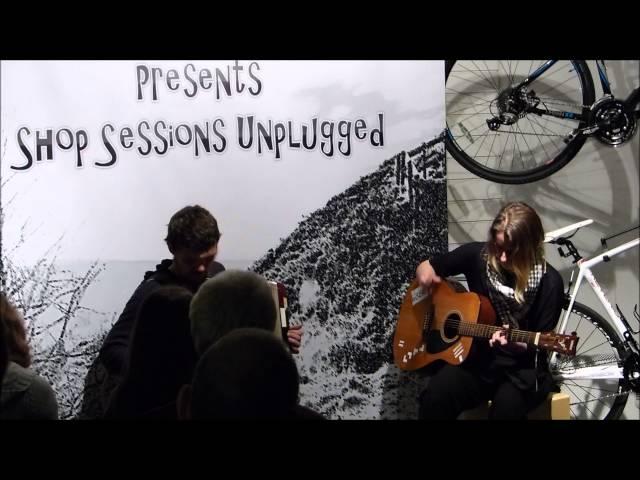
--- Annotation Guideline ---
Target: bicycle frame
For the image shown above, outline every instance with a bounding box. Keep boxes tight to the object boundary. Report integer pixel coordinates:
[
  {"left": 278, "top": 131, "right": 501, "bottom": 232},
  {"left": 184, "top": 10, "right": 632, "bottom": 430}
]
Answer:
[
  {"left": 595, "top": 60, "right": 640, "bottom": 114},
  {"left": 551, "top": 236, "right": 640, "bottom": 381},
  {"left": 515, "top": 60, "right": 640, "bottom": 121}
]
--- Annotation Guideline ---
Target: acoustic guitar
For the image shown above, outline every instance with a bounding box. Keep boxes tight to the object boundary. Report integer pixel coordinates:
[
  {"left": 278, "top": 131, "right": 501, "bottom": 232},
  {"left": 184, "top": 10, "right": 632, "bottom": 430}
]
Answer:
[{"left": 393, "top": 279, "right": 578, "bottom": 371}]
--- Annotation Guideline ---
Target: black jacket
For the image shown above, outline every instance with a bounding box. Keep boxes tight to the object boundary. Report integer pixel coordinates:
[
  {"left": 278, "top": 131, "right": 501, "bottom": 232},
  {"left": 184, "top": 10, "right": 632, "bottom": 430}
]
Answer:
[
  {"left": 99, "top": 259, "right": 225, "bottom": 376},
  {"left": 430, "top": 242, "right": 564, "bottom": 391}
]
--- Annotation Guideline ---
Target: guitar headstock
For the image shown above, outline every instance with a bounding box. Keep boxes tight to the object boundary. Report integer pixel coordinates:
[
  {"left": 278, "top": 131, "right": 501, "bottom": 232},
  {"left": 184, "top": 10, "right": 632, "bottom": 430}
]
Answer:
[{"left": 539, "top": 331, "right": 579, "bottom": 356}]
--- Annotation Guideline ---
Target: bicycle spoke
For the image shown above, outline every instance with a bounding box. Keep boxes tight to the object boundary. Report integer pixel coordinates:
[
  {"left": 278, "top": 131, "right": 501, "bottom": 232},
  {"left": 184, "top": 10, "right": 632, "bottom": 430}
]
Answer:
[
  {"left": 472, "top": 124, "right": 491, "bottom": 159},
  {"left": 523, "top": 118, "right": 553, "bottom": 162},
  {"left": 527, "top": 116, "right": 564, "bottom": 152},
  {"left": 468, "top": 60, "right": 500, "bottom": 94},
  {"left": 563, "top": 381, "right": 620, "bottom": 395},
  {"left": 447, "top": 102, "right": 493, "bottom": 116},
  {"left": 454, "top": 62, "right": 499, "bottom": 91},
  {"left": 503, "top": 60, "right": 515, "bottom": 86},
  {"left": 446, "top": 87, "right": 495, "bottom": 105},
  {"left": 482, "top": 60, "right": 503, "bottom": 93},
  {"left": 447, "top": 74, "right": 495, "bottom": 89},
  {"left": 511, "top": 131, "right": 518, "bottom": 171},
  {"left": 575, "top": 328, "right": 614, "bottom": 356},
  {"left": 486, "top": 125, "right": 499, "bottom": 165},
  {"left": 565, "top": 382, "right": 620, "bottom": 418},
  {"left": 497, "top": 129, "right": 513, "bottom": 171},
  {"left": 515, "top": 122, "right": 535, "bottom": 169}
]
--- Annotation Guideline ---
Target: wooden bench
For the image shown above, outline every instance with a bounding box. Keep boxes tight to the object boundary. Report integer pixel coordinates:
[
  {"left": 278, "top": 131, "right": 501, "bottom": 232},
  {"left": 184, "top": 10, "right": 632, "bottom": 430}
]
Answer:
[{"left": 458, "top": 392, "right": 570, "bottom": 420}]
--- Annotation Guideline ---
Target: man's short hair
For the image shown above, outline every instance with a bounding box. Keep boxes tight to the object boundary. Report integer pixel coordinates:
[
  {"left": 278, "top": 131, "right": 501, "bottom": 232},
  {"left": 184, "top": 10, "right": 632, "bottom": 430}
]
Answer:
[
  {"left": 189, "top": 270, "right": 277, "bottom": 355},
  {"left": 165, "top": 205, "right": 220, "bottom": 252},
  {"left": 190, "top": 328, "right": 299, "bottom": 419}
]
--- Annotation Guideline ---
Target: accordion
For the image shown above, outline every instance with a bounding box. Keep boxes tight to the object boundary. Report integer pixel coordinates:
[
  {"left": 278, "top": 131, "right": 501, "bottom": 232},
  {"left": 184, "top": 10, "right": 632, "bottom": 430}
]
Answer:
[{"left": 267, "top": 280, "right": 290, "bottom": 343}]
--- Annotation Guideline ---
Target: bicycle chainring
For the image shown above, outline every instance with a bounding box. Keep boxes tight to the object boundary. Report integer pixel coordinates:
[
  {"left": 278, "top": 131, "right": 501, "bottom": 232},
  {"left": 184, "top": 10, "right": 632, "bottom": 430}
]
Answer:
[
  {"left": 591, "top": 98, "right": 637, "bottom": 146},
  {"left": 623, "top": 354, "right": 640, "bottom": 393}
]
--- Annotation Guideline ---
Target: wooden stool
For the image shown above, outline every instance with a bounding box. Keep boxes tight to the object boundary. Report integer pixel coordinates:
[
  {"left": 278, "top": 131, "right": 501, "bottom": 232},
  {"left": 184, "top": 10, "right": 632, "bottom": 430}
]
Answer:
[{"left": 458, "top": 392, "right": 570, "bottom": 420}]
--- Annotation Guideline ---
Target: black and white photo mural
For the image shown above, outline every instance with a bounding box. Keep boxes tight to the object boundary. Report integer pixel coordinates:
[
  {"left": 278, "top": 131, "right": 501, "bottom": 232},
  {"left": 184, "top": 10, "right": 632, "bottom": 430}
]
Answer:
[{"left": 1, "top": 60, "right": 445, "bottom": 419}]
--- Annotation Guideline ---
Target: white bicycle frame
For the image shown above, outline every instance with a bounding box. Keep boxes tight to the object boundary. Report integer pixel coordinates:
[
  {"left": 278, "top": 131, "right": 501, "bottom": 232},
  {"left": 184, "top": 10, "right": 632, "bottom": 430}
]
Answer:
[{"left": 545, "top": 220, "right": 640, "bottom": 381}]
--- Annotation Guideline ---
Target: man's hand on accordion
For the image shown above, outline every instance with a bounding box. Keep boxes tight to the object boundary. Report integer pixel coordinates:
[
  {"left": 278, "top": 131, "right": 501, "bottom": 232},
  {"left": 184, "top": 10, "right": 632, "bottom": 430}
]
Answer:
[{"left": 287, "top": 324, "right": 303, "bottom": 354}]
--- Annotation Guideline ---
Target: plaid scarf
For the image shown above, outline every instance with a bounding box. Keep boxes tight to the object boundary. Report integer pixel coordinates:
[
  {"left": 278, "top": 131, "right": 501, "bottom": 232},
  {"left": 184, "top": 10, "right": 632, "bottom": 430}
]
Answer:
[{"left": 486, "top": 260, "right": 545, "bottom": 329}]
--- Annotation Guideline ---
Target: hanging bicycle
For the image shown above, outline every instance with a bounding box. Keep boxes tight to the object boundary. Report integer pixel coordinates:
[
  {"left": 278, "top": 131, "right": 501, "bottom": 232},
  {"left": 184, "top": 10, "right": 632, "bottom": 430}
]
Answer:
[{"left": 445, "top": 60, "right": 639, "bottom": 184}]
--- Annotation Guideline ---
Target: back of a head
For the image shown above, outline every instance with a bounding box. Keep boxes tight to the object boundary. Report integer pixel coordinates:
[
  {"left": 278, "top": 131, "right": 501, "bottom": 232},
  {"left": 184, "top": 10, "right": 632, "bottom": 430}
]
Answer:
[
  {"left": 126, "top": 286, "right": 197, "bottom": 388},
  {"left": 190, "top": 270, "right": 277, "bottom": 355},
  {"left": 0, "top": 292, "right": 31, "bottom": 368},
  {"left": 190, "top": 328, "right": 299, "bottom": 419}
]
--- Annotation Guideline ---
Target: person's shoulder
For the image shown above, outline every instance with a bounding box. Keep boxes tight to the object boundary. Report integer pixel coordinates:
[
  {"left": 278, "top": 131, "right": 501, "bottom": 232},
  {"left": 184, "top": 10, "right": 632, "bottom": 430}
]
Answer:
[
  {"left": 543, "top": 262, "right": 564, "bottom": 289},
  {"left": 456, "top": 241, "right": 486, "bottom": 255},
  {"left": 439, "top": 241, "right": 485, "bottom": 254},
  {"left": 26, "top": 371, "right": 59, "bottom": 419},
  {"left": 2, "top": 361, "right": 35, "bottom": 394},
  {"left": 143, "top": 259, "right": 174, "bottom": 284},
  {"left": 544, "top": 261, "right": 562, "bottom": 279},
  {"left": 133, "top": 259, "right": 182, "bottom": 294},
  {"left": 28, "top": 371, "right": 57, "bottom": 399},
  {"left": 1, "top": 363, "right": 58, "bottom": 419},
  {"left": 294, "top": 404, "right": 326, "bottom": 420},
  {"left": 209, "top": 261, "right": 225, "bottom": 277}
]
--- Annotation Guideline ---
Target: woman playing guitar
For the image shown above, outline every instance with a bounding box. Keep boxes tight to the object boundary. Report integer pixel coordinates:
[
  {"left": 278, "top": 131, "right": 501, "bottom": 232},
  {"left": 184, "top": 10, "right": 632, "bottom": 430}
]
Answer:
[{"left": 415, "top": 202, "right": 564, "bottom": 420}]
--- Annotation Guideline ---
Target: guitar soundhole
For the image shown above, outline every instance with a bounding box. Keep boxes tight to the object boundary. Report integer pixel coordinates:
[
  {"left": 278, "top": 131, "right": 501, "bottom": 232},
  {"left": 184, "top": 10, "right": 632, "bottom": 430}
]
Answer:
[{"left": 444, "top": 313, "right": 461, "bottom": 339}]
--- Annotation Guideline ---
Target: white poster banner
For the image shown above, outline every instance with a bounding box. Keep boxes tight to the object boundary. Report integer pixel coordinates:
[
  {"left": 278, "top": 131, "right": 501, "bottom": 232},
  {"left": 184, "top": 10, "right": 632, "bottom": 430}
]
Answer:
[{"left": 1, "top": 60, "right": 445, "bottom": 419}]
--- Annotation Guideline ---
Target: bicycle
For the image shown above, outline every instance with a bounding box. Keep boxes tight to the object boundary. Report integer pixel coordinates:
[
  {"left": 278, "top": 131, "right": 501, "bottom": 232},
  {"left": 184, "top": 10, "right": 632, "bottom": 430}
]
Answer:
[
  {"left": 544, "top": 219, "right": 639, "bottom": 419},
  {"left": 445, "top": 60, "right": 640, "bottom": 184}
]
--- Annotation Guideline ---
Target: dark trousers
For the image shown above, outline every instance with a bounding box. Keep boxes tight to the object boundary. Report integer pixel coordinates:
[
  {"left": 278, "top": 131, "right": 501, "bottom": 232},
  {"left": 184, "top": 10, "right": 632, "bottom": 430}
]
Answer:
[{"left": 418, "top": 364, "right": 550, "bottom": 420}]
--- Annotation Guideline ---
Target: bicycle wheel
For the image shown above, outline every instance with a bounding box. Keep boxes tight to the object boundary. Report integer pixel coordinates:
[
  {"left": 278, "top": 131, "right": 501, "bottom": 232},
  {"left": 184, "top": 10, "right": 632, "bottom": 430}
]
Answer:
[
  {"left": 445, "top": 60, "right": 596, "bottom": 184},
  {"left": 551, "top": 301, "right": 630, "bottom": 420}
]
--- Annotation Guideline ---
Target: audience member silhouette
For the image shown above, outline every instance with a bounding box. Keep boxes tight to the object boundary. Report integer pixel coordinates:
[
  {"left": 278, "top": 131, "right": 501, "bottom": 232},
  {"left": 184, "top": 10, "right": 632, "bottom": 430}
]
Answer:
[
  {"left": 190, "top": 270, "right": 282, "bottom": 355},
  {"left": 188, "top": 272, "right": 322, "bottom": 419},
  {"left": 0, "top": 306, "right": 8, "bottom": 401},
  {"left": 178, "top": 328, "right": 302, "bottom": 419},
  {"left": 0, "top": 292, "right": 58, "bottom": 420},
  {"left": 105, "top": 286, "right": 197, "bottom": 419}
]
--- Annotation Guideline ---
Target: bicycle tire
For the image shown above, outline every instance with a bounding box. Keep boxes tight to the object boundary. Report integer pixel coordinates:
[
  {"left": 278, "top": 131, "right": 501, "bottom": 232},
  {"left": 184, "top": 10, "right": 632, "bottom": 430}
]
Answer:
[
  {"left": 552, "top": 300, "right": 630, "bottom": 420},
  {"left": 445, "top": 60, "right": 596, "bottom": 184}
]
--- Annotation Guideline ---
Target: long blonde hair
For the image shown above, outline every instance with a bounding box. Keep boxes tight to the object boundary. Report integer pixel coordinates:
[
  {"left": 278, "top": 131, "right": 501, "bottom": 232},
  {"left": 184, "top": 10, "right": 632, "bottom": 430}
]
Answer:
[{"left": 486, "top": 202, "right": 545, "bottom": 303}]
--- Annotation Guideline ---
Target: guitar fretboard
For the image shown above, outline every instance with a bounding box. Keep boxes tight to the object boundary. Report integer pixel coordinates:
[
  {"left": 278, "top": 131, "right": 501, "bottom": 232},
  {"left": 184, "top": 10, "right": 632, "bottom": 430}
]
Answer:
[{"left": 454, "top": 320, "right": 538, "bottom": 344}]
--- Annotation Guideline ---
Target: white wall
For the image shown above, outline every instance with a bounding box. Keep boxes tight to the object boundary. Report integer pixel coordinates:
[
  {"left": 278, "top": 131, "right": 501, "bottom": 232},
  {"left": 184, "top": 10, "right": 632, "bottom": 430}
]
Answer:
[{"left": 446, "top": 60, "right": 640, "bottom": 419}]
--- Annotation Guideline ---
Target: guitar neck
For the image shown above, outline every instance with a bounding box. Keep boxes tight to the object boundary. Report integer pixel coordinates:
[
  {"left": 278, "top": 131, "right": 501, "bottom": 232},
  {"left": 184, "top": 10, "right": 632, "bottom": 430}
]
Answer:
[
  {"left": 447, "top": 318, "right": 577, "bottom": 356},
  {"left": 457, "top": 322, "right": 540, "bottom": 346}
]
